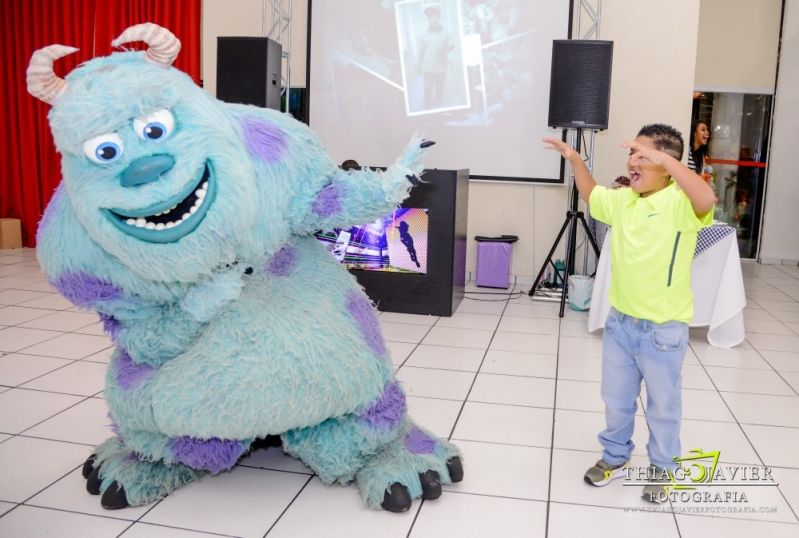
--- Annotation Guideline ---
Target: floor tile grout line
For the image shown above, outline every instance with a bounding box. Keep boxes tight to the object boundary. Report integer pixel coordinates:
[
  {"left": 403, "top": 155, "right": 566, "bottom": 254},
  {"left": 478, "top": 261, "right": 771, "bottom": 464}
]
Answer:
[
  {"left": 391, "top": 363, "right": 799, "bottom": 397},
  {"left": 444, "top": 437, "right": 797, "bottom": 469},
  {"left": 690, "top": 341, "right": 799, "bottom": 524},
  {"left": 128, "top": 499, "right": 242, "bottom": 538},
  {"left": 543, "top": 304, "right": 566, "bottom": 538},
  {"left": 443, "top": 291, "right": 511, "bottom": 444},
  {"left": 11, "top": 392, "right": 99, "bottom": 441},
  {"left": 404, "top": 492, "right": 425, "bottom": 538},
  {"left": 1, "top": 357, "right": 97, "bottom": 394},
  {"left": 117, "top": 520, "right": 241, "bottom": 538},
  {"left": 262, "top": 474, "right": 315, "bottom": 537},
  {"left": 19, "top": 502, "right": 148, "bottom": 527},
  {"left": 0, "top": 381, "right": 105, "bottom": 400},
  {"left": 740, "top": 336, "right": 799, "bottom": 398},
  {"left": 13, "top": 462, "right": 96, "bottom": 515},
  {"left": 1, "top": 327, "right": 112, "bottom": 357},
  {"left": 1, "top": 433, "right": 95, "bottom": 448},
  {"left": 0, "top": 348, "right": 113, "bottom": 361},
  {"left": 0, "top": 306, "right": 65, "bottom": 326},
  {"left": 234, "top": 464, "right": 313, "bottom": 476},
  {"left": 395, "top": 320, "right": 440, "bottom": 372}
]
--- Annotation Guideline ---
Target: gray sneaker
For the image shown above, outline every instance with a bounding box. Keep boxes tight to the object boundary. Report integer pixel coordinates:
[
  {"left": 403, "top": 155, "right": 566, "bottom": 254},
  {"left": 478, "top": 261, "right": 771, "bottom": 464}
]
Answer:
[
  {"left": 641, "top": 466, "right": 674, "bottom": 504},
  {"left": 584, "top": 459, "right": 630, "bottom": 487}
]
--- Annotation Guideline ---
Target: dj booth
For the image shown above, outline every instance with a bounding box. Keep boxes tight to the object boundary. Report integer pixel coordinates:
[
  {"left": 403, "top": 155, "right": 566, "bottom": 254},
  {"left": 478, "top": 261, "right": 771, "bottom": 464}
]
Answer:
[{"left": 351, "top": 169, "right": 469, "bottom": 317}]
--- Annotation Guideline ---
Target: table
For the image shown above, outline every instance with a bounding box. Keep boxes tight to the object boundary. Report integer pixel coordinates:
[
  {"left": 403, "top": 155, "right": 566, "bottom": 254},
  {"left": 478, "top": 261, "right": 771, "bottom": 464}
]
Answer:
[{"left": 587, "top": 225, "right": 747, "bottom": 348}]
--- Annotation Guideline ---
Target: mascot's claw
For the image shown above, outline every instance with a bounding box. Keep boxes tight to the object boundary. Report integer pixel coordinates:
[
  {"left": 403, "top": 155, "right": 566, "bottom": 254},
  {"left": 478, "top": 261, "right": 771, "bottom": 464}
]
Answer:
[
  {"left": 101, "top": 482, "right": 129, "bottom": 510},
  {"left": 380, "top": 468, "right": 445, "bottom": 512},
  {"left": 447, "top": 456, "right": 464, "bottom": 483},
  {"left": 419, "top": 470, "right": 442, "bottom": 500},
  {"left": 419, "top": 139, "right": 436, "bottom": 148},
  {"left": 381, "top": 483, "right": 412, "bottom": 513},
  {"left": 86, "top": 465, "right": 103, "bottom": 495},
  {"left": 82, "top": 454, "right": 97, "bottom": 479}
]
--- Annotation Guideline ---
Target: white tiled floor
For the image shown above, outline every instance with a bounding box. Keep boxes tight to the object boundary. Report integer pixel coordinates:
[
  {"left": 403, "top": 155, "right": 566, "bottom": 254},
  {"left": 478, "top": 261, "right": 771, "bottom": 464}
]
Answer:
[{"left": 1, "top": 248, "right": 799, "bottom": 537}]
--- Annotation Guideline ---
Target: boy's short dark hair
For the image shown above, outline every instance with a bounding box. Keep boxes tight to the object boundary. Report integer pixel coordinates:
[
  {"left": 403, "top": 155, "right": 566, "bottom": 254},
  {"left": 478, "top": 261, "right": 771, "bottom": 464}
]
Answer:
[{"left": 637, "top": 124, "right": 684, "bottom": 161}]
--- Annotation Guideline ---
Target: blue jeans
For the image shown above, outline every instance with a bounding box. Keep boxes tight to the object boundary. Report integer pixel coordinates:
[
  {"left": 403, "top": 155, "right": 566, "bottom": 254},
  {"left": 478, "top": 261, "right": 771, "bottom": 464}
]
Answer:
[{"left": 599, "top": 308, "right": 689, "bottom": 471}]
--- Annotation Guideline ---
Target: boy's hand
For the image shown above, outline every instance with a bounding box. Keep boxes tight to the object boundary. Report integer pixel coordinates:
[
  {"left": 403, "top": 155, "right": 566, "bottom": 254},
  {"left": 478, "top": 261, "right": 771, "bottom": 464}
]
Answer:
[
  {"left": 543, "top": 137, "right": 578, "bottom": 161},
  {"left": 543, "top": 136, "right": 596, "bottom": 203},
  {"left": 621, "top": 139, "right": 669, "bottom": 166}
]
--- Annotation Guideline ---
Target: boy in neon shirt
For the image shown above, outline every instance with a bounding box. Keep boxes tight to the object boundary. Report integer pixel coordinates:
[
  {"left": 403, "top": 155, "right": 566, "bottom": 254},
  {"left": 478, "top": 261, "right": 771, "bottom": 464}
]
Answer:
[{"left": 544, "top": 124, "right": 716, "bottom": 502}]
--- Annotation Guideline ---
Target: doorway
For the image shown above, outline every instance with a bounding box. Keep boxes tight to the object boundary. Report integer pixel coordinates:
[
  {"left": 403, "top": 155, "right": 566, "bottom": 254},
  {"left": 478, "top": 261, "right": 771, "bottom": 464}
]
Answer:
[{"left": 691, "top": 91, "right": 772, "bottom": 259}]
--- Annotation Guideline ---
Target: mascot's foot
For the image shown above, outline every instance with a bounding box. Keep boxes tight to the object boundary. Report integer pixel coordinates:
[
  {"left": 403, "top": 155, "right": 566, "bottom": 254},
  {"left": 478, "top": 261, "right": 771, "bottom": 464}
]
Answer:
[
  {"left": 83, "top": 437, "right": 205, "bottom": 509},
  {"left": 357, "top": 423, "right": 463, "bottom": 513}
]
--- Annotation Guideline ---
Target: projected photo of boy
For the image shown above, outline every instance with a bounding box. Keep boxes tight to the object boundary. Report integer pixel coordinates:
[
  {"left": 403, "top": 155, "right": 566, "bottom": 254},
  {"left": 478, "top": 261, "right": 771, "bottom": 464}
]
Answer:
[
  {"left": 396, "top": 0, "right": 470, "bottom": 116},
  {"left": 315, "top": 208, "right": 429, "bottom": 274}
]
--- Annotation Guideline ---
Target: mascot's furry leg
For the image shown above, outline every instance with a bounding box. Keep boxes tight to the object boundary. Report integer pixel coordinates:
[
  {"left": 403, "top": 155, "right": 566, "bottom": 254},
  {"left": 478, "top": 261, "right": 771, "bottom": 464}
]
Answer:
[
  {"left": 82, "top": 437, "right": 206, "bottom": 509},
  {"left": 81, "top": 350, "right": 256, "bottom": 509},
  {"left": 82, "top": 430, "right": 255, "bottom": 509},
  {"left": 282, "top": 382, "right": 462, "bottom": 512}
]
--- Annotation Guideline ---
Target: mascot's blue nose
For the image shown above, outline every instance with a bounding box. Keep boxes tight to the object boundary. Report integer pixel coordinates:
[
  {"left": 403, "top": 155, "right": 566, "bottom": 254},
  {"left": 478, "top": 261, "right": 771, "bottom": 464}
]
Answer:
[{"left": 120, "top": 155, "right": 175, "bottom": 187}]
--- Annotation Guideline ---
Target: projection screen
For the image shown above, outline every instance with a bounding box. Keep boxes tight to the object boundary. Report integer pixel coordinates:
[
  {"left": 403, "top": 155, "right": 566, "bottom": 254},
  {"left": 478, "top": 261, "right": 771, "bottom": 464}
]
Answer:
[{"left": 307, "top": 0, "right": 571, "bottom": 182}]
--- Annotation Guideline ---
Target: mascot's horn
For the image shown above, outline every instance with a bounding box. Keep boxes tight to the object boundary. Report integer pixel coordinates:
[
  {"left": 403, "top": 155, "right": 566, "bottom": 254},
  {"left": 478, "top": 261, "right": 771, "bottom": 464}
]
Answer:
[
  {"left": 26, "top": 45, "right": 79, "bottom": 105},
  {"left": 112, "top": 22, "right": 181, "bottom": 67}
]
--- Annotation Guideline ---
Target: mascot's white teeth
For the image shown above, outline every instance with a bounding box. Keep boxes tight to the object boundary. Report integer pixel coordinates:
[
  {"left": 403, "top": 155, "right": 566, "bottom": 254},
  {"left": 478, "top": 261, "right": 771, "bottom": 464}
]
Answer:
[{"left": 124, "top": 181, "right": 208, "bottom": 230}]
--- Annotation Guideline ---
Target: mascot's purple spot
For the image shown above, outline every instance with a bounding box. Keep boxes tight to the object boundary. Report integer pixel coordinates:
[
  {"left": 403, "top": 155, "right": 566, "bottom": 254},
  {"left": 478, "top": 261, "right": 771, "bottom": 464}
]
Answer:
[
  {"left": 242, "top": 117, "right": 286, "bottom": 163},
  {"left": 99, "top": 313, "right": 122, "bottom": 341},
  {"left": 359, "top": 381, "right": 406, "bottom": 430},
  {"left": 311, "top": 183, "right": 342, "bottom": 218},
  {"left": 52, "top": 272, "right": 123, "bottom": 309},
  {"left": 345, "top": 289, "right": 386, "bottom": 357},
  {"left": 169, "top": 437, "right": 246, "bottom": 473},
  {"left": 404, "top": 426, "right": 437, "bottom": 454},
  {"left": 125, "top": 452, "right": 143, "bottom": 462},
  {"left": 115, "top": 349, "right": 156, "bottom": 391},
  {"left": 266, "top": 245, "right": 297, "bottom": 276}
]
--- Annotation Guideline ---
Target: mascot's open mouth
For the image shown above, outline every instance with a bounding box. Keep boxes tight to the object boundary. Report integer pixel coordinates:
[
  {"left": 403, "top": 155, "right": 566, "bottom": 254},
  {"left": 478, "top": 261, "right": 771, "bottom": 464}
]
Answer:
[{"left": 104, "top": 163, "right": 217, "bottom": 243}]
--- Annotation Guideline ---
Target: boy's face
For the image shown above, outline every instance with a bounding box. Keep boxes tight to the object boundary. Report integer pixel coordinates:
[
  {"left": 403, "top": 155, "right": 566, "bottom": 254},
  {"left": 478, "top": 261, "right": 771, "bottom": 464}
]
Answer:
[{"left": 627, "top": 136, "right": 670, "bottom": 197}]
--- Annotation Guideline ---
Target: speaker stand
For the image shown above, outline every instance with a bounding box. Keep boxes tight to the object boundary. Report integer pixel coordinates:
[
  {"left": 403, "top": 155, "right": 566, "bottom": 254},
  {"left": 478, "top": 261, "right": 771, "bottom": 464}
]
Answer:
[{"left": 527, "top": 129, "right": 601, "bottom": 317}]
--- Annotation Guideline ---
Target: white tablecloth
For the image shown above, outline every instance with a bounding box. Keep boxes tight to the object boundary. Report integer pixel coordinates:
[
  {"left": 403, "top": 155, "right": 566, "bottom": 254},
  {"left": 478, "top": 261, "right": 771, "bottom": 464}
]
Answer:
[{"left": 587, "top": 226, "right": 747, "bottom": 348}]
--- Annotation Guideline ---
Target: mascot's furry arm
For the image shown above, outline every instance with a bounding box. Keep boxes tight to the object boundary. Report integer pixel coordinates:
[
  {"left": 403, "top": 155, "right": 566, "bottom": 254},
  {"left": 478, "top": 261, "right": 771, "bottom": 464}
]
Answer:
[
  {"left": 288, "top": 136, "right": 432, "bottom": 235},
  {"left": 219, "top": 104, "right": 432, "bottom": 236}
]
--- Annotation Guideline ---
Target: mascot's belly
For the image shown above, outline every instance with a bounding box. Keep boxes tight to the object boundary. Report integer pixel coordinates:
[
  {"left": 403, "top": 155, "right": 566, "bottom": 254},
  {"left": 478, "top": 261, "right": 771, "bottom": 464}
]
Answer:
[{"left": 110, "top": 238, "right": 391, "bottom": 440}]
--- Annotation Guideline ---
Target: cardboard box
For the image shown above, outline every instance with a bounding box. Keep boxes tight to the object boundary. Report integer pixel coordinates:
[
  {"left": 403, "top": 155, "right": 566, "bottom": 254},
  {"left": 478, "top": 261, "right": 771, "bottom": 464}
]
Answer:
[{"left": 0, "top": 218, "right": 22, "bottom": 249}]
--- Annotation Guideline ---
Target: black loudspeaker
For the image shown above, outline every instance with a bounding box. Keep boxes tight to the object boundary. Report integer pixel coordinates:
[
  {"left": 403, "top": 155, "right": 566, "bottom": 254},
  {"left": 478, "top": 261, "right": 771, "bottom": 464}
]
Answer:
[
  {"left": 548, "top": 40, "right": 613, "bottom": 130},
  {"left": 217, "top": 37, "right": 283, "bottom": 110}
]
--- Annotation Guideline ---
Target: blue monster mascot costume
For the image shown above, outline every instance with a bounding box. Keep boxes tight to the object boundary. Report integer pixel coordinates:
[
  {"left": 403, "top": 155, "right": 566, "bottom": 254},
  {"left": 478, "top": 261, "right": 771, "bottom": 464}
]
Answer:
[{"left": 27, "top": 23, "right": 462, "bottom": 512}]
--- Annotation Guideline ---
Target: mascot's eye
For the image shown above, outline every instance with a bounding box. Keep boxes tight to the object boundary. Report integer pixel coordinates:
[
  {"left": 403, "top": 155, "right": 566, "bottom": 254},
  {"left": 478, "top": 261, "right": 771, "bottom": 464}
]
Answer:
[
  {"left": 133, "top": 109, "right": 175, "bottom": 141},
  {"left": 82, "top": 133, "right": 125, "bottom": 164}
]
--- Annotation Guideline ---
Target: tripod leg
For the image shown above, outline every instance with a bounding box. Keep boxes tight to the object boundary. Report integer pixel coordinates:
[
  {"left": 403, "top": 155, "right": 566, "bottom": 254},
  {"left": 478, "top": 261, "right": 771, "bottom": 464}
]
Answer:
[
  {"left": 528, "top": 215, "right": 572, "bottom": 296},
  {"left": 560, "top": 213, "right": 579, "bottom": 317},
  {"left": 577, "top": 214, "right": 601, "bottom": 257},
  {"left": 577, "top": 213, "right": 602, "bottom": 278}
]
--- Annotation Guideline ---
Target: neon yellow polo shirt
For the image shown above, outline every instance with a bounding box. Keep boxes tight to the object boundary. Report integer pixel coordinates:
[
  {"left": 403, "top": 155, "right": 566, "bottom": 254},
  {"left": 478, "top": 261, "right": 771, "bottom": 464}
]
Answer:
[{"left": 590, "top": 182, "right": 713, "bottom": 324}]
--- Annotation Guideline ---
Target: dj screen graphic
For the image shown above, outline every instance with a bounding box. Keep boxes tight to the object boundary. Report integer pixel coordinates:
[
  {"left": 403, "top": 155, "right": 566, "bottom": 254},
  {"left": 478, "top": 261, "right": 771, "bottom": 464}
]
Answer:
[{"left": 316, "top": 208, "right": 429, "bottom": 274}]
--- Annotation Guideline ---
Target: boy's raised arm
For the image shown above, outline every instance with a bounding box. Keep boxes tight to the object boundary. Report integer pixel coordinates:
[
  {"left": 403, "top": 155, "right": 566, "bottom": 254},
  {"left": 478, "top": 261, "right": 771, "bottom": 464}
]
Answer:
[
  {"left": 622, "top": 140, "right": 716, "bottom": 217},
  {"left": 543, "top": 136, "right": 597, "bottom": 203}
]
